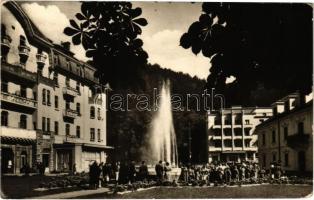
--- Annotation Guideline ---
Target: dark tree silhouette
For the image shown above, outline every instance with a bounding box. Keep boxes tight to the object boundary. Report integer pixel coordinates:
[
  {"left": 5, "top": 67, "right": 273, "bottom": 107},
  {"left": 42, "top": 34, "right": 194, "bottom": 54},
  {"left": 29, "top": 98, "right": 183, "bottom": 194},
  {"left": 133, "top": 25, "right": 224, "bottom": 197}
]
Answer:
[
  {"left": 180, "top": 3, "right": 312, "bottom": 106},
  {"left": 64, "top": 2, "right": 148, "bottom": 88}
]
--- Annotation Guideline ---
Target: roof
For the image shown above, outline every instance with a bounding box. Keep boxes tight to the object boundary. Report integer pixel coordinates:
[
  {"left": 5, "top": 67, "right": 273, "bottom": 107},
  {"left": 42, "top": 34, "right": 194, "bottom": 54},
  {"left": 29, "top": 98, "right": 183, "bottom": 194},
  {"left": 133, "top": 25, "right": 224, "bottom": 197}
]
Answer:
[
  {"left": 5, "top": 1, "right": 97, "bottom": 71},
  {"left": 256, "top": 100, "right": 313, "bottom": 129}
]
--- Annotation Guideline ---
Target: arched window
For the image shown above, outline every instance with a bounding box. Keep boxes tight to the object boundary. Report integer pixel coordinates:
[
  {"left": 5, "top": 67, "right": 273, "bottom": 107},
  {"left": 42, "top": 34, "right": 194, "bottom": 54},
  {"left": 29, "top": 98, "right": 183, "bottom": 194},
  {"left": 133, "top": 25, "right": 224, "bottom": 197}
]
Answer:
[
  {"left": 42, "top": 89, "right": 46, "bottom": 104},
  {"left": 1, "top": 111, "right": 8, "bottom": 126},
  {"left": 20, "top": 115, "right": 27, "bottom": 129},
  {"left": 90, "top": 106, "right": 95, "bottom": 119}
]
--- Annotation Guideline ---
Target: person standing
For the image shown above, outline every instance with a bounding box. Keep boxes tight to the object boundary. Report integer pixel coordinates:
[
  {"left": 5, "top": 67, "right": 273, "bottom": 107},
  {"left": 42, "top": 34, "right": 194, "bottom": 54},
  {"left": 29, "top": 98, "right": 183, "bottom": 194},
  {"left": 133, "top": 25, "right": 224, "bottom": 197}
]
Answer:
[
  {"left": 113, "top": 161, "right": 120, "bottom": 184},
  {"left": 128, "top": 161, "right": 137, "bottom": 183},
  {"left": 72, "top": 163, "right": 77, "bottom": 175},
  {"left": 155, "top": 161, "right": 164, "bottom": 182},
  {"left": 224, "top": 164, "right": 232, "bottom": 185},
  {"left": 139, "top": 161, "right": 149, "bottom": 182},
  {"left": 164, "top": 162, "right": 171, "bottom": 181}
]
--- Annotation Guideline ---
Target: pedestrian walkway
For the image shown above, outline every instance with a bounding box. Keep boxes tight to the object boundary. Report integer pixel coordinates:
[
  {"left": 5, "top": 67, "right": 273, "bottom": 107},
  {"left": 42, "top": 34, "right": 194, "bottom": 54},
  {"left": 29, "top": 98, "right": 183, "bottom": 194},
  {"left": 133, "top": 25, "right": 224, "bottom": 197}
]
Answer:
[{"left": 29, "top": 187, "right": 110, "bottom": 199}]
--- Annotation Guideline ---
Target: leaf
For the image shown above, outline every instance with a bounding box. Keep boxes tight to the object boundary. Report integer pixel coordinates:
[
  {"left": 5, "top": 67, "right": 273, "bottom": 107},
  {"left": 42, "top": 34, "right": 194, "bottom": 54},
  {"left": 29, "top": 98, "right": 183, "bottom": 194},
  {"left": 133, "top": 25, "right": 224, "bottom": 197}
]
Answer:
[
  {"left": 191, "top": 40, "right": 202, "bottom": 55},
  {"left": 81, "top": 21, "right": 90, "bottom": 29},
  {"left": 76, "top": 13, "right": 86, "bottom": 21},
  {"left": 133, "top": 39, "right": 143, "bottom": 48},
  {"left": 86, "top": 49, "right": 97, "bottom": 58},
  {"left": 130, "top": 7, "right": 142, "bottom": 18},
  {"left": 180, "top": 33, "right": 191, "bottom": 49},
  {"left": 81, "top": 3, "right": 91, "bottom": 18},
  {"left": 72, "top": 33, "right": 81, "bottom": 45},
  {"left": 133, "top": 18, "right": 148, "bottom": 26},
  {"left": 188, "top": 22, "right": 201, "bottom": 35},
  {"left": 64, "top": 27, "right": 78, "bottom": 36},
  {"left": 70, "top": 19, "right": 80, "bottom": 30},
  {"left": 199, "top": 14, "right": 213, "bottom": 26},
  {"left": 202, "top": 44, "right": 214, "bottom": 57}
]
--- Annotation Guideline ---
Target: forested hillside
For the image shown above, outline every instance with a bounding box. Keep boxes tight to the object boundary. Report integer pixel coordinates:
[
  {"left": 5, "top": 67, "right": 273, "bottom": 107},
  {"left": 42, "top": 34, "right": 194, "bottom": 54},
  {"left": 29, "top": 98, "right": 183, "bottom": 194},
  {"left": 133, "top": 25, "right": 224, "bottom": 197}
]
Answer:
[{"left": 107, "top": 63, "right": 208, "bottom": 164}]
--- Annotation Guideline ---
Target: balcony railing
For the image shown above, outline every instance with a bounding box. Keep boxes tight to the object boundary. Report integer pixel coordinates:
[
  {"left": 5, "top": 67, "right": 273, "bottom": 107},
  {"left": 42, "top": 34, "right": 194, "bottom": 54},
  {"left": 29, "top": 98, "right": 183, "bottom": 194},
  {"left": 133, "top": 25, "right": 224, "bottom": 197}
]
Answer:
[
  {"left": 63, "top": 109, "right": 78, "bottom": 118},
  {"left": 1, "top": 92, "right": 37, "bottom": 109},
  {"left": 63, "top": 86, "right": 79, "bottom": 97},
  {"left": 1, "top": 63, "right": 37, "bottom": 83},
  {"left": 287, "top": 133, "right": 310, "bottom": 149},
  {"left": 36, "top": 53, "right": 47, "bottom": 65}
]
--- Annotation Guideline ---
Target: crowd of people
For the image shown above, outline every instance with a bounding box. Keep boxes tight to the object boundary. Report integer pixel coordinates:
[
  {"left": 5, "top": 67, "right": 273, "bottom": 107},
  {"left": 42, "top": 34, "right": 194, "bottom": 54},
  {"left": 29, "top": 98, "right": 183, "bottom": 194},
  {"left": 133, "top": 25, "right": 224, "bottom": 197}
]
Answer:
[
  {"left": 86, "top": 160, "right": 283, "bottom": 189},
  {"left": 179, "top": 161, "right": 283, "bottom": 185},
  {"left": 87, "top": 160, "right": 176, "bottom": 189}
]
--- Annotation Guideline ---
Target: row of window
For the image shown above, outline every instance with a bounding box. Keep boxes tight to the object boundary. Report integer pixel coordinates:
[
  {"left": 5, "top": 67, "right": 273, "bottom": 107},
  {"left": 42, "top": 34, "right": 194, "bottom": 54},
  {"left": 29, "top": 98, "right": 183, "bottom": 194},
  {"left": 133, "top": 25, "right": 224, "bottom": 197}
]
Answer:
[
  {"left": 214, "top": 118, "right": 251, "bottom": 125},
  {"left": 261, "top": 122, "right": 304, "bottom": 146},
  {"left": 1, "top": 111, "right": 27, "bottom": 129},
  {"left": 213, "top": 139, "right": 252, "bottom": 148},
  {"left": 1, "top": 81, "right": 35, "bottom": 99},
  {"left": 45, "top": 92, "right": 101, "bottom": 119},
  {"left": 1, "top": 111, "right": 102, "bottom": 141},
  {"left": 64, "top": 124, "right": 102, "bottom": 142},
  {"left": 53, "top": 73, "right": 80, "bottom": 92}
]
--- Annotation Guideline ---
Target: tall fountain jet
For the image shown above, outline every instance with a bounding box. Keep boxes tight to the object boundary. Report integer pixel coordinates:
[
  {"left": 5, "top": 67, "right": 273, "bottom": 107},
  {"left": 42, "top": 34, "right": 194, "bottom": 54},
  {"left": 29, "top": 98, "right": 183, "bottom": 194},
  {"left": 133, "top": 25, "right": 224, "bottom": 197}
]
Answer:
[{"left": 149, "top": 80, "right": 178, "bottom": 166}]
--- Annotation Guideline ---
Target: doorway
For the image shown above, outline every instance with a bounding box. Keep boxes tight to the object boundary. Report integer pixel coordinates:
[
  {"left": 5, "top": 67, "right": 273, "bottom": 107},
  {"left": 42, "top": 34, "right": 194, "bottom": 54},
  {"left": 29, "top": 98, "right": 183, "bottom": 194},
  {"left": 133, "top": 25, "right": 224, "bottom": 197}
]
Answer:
[
  {"left": 1, "top": 148, "right": 14, "bottom": 173},
  {"left": 298, "top": 151, "right": 306, "bottom": 172}
]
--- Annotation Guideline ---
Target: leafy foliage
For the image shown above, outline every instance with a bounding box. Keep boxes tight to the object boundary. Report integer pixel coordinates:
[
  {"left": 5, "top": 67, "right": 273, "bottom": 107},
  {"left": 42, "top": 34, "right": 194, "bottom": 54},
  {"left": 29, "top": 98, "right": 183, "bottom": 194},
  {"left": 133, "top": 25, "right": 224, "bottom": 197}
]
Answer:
[
  {"left": 64, "top": 2, "right": 148, "bottom": 88},
  {"left": 180, "top": 3, "right": 312, "bottom": 106}
]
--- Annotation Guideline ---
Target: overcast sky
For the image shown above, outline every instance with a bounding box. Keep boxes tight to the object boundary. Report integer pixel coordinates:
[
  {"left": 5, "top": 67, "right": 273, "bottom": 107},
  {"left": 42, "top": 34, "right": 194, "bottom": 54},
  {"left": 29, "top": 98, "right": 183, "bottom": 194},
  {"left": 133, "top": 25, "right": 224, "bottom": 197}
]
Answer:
[{"left": 21, "top": 1, "right": 211, "bottom": 79}]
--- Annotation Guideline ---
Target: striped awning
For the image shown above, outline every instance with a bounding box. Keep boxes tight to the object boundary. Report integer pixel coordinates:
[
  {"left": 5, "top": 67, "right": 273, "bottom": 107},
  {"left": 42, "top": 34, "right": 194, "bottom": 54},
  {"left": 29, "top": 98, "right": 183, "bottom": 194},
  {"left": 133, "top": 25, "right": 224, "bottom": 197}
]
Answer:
[
  {"left": 1, "top": 127, "right": 36, "bottom": 144},
  {"left": 1, "top": 135, "right": 36, "bottom": 144}
]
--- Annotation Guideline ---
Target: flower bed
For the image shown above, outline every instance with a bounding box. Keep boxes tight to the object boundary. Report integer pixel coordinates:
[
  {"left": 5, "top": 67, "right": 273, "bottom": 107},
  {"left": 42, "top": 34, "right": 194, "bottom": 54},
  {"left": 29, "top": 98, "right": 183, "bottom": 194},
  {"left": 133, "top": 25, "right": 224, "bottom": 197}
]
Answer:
[{"left": 38, "top": 173, "right": 89, "bottom": 190}]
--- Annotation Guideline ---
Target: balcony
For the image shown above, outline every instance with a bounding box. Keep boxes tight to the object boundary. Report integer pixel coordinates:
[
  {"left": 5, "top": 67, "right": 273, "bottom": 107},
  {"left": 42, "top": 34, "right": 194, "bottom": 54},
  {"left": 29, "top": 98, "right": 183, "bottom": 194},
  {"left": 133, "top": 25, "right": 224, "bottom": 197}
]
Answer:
[
  {"left": 36, "top": 53, "right": 47, "bottom": 66},
  {"left": 212, "top": 135, "right": 222, "bottom": 140},
  {"left": 18, "top": 45, "right": 31, "bottom": 67},
  {"left": 244, "top": 146, "right": 257, "bottom": 151},
  {"left": 63, "top": 86, "right": 79, "bottom": 97},
  {"left": 287, "top": 133, "right": 310, "bottom": 149},
  {"left": 1, "top": 92, "right": 37, "bottom": 109},
  {"left": 1, "top": 62, "right": 37, "bottom": 84},
  {"left": 88, "top": 97, "right": 103, "bottom": 105},
  {"left": 223, "top": 135, "right": 232, "bottom": 139},
  {"left": 63, "top": 109, "right": 78, "bottom": 119},
  {"left": 1, "top": 35, "right": 12, "bottom": 61},
  {"left": 64, "top": 135, "right": 82, "bottom": 143}
]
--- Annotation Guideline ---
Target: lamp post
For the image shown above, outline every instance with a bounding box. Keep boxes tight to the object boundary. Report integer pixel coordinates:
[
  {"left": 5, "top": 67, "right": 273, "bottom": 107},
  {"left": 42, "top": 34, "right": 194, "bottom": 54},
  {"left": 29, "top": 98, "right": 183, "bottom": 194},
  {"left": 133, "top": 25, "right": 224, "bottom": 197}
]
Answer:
[{"left": 188, "top": 122, "right": 192, "bottom": 164}]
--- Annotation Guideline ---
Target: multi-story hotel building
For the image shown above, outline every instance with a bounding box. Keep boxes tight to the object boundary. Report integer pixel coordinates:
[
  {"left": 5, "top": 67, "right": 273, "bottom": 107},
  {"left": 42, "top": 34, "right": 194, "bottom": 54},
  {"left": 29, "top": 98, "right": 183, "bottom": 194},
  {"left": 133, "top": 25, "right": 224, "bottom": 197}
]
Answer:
[
  {"left": 207, "top": 106, "right": 273, "bottom": 163},
  {"left": 256, "top": 92, "right": 313, "bottom": 175},
  {"left": 1, "top": 1, "right": 112, "bottom": 174}
]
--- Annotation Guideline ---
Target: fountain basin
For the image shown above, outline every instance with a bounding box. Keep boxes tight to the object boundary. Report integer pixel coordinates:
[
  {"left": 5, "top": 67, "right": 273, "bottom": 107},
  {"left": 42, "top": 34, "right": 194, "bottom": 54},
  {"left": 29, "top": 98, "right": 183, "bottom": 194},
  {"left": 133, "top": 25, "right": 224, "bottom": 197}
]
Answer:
[{"left": 147, "top": 166, "right": 181, "bottom": 181}]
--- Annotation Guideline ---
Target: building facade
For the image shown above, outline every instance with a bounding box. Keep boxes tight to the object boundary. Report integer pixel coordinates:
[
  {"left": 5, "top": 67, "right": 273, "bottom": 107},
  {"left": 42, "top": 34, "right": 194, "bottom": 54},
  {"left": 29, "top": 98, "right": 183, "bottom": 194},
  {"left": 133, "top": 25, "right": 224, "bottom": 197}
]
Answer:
[
  {"left": 1, "top": 1, "right": 112, "bottom": 174},
  {"left": 256, "top": 92, "right": 313, "bottom": 175},
  {"left": 207, "top": 106, "right": 273, "bottom": 163}
]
